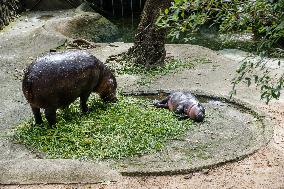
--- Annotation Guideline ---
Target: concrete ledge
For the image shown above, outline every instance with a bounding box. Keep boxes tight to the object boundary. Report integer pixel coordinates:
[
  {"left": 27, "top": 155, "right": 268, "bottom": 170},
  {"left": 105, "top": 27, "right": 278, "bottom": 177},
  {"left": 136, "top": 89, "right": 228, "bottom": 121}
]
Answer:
[{"left": 0, "top": 159, "right": 121, "bottom": 184}]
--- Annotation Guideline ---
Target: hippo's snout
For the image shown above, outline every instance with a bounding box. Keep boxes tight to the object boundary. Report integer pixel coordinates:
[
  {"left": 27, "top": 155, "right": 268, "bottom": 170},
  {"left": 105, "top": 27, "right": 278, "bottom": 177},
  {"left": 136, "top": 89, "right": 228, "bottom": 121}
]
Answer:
[
  {"left": 109, "top": 96, "right": 118, "bottom": 103},
  {"left": 101, "top": 93, "right": 117, "bottom": 102},
  {"left": 195, "top": 111, "right": 205, "bottom": 122}
]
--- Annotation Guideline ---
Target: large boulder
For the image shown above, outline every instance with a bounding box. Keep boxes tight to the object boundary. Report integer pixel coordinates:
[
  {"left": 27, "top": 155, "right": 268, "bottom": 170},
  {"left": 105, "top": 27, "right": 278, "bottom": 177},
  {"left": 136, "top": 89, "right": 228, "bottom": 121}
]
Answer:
[{"left": 53, "top": 13, "right": 119, "bottom": 42}]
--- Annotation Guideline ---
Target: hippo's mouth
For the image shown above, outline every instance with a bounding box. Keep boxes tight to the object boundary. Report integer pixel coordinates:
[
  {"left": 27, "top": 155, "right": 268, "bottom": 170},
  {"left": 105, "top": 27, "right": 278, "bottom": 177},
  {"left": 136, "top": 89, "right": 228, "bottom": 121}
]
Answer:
[{"left": 101, "top": 93, "right": 117, "bottom": 102}]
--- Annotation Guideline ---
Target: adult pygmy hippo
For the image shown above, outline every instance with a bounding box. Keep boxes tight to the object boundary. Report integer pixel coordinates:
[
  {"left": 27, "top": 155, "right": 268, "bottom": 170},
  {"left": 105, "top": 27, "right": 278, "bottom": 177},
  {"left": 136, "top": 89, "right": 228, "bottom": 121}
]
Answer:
[
  {"left": 154, "top": 92, "right": 205, "bottom": 122},
  {"left": 22, "top": 50, "right": 117, "bottom": 125}
]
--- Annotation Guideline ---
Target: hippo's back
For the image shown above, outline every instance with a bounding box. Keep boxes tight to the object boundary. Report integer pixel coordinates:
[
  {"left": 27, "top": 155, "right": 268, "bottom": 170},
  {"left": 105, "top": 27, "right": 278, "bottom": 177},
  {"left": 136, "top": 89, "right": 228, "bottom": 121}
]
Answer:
[
  {"left": 29, "top": 51, "right": 99, "bottom": 75},
  {"left": 169, "top": 92, "right": 198, "bottom": 110},
  {"left": 23, "top": 50, "right": 102, "bottom": 109}
]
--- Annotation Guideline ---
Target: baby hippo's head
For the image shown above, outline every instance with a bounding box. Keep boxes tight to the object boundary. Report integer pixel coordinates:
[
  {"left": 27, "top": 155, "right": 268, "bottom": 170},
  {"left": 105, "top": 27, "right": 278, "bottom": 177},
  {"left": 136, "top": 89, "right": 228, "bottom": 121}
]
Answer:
[{"left": 187, "top": 104, "right": 205, "bottom": 122}]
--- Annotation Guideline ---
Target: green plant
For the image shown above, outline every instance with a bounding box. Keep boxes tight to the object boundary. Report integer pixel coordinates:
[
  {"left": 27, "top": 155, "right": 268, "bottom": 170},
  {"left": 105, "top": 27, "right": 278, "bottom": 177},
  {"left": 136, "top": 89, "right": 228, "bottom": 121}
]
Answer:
[
  {"left": 14, "top": 95, "right": 193, "bottom": 160},
  {"left": 109, "top": 57, "right": 209, "bottom": 86},
  {"left": 231, "top": 56, "right": 284, "bottom": 104}
]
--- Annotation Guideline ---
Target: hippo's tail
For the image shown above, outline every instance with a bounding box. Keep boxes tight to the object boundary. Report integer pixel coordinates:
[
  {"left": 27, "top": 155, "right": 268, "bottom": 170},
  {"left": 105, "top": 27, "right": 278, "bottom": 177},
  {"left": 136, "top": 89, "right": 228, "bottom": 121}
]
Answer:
[{"left": 22, "top": 71, "right": 33, "bottom": 103}]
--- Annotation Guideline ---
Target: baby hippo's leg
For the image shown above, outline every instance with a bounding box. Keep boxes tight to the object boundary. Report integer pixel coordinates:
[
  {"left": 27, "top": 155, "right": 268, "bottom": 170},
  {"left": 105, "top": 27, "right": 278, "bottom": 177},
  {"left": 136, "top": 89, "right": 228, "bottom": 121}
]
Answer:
[
  {"left": 31, "top": 106, "right": 43, "bottom": 124},
  {"left": 153, "top": 96, "right": 170, "bottom": 108},
  {"left": 44, "top": 108, "right": 56, "bottom": 126},
  {"left": 174, "top": 104, "right": 187, "bottom": 120},
  {"left": 80, "top": 92, "right": 91, "bottom": 113}
]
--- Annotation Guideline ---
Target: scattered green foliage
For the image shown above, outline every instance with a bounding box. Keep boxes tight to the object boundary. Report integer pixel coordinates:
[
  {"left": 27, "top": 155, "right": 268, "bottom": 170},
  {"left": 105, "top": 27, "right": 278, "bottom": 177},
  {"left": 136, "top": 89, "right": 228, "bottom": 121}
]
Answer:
[
  {"left": 230, "top": 56, "right": 284, "bottom": 104},
  {"left": 14, "top": 96, "right": 193, "bottom": 160},
  {"left": 157, "top": 0, "right": 284, "bottom": 103},
  {"left": 114, "top": 58, "right": 194, "bottom": 75},
  {"left": 109, "top": 58, "right": 210, "bottom": 86}
]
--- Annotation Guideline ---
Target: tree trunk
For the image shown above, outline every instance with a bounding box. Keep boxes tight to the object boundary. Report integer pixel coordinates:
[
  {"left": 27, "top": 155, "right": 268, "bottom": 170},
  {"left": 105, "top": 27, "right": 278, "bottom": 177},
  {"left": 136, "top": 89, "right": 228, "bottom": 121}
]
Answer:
[{"left": 127, "top": 0, "right": 171, "bottom": 69}]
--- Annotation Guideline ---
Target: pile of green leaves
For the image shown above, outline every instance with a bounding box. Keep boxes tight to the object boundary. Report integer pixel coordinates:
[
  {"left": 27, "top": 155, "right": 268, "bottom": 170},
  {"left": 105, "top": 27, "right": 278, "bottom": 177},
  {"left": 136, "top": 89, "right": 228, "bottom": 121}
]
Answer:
[
  {"left": 157, "top": 0, "right": 284, "bottom": 103},
  {"left": 14, "top": 96, "right": 192, "bottom": 160}
]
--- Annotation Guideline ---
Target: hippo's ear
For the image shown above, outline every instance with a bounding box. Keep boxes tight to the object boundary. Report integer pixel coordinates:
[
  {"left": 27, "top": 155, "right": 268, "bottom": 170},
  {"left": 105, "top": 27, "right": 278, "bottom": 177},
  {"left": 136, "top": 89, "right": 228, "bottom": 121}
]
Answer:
[
  {"left": 107, "top": 78, "right": 117, "bottom": 89},
  {"left": 108, "top": 67, "right": 117, "bottom": 76}
]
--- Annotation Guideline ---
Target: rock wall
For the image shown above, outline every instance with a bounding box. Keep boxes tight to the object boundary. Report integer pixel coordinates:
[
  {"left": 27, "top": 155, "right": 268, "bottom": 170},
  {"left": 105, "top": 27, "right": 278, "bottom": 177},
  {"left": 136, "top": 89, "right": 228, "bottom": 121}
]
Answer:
[{"left": 0, "top": 0, "right": 23, "bottom": 30}]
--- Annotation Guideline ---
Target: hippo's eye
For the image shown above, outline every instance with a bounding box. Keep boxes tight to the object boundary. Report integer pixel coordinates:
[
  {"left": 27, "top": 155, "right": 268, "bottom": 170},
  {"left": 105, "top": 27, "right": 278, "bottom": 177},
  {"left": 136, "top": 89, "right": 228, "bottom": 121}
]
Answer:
[{"left": 108, "top": 79, "right": 114, "bottom": 85}]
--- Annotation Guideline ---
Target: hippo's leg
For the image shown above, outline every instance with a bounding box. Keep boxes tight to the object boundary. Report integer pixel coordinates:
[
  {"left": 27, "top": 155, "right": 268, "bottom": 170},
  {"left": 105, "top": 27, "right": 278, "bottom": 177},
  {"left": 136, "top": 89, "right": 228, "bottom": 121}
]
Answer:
[
  {"left": 44, "top": 108, "right": 56, "bottom": 125},
  {"left": 174, "top": 104, "right": 187, "bottom": 120},
  {"left": 80, "top": 92, "right": 91, "bottom": 113},
  {"left": 176, "top": 114, "right": 188, "bottom": 120},
  {"left": 153, "top": 96, "right": 170, "bottom": 108},
  {"left": 31, "top": 106, "right": 43, "bottom": 124}
]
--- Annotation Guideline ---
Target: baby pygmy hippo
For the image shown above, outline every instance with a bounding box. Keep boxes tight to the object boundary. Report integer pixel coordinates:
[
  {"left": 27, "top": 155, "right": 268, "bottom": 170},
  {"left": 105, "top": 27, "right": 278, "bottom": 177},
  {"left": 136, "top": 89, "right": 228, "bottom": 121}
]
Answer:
[
  {"left": 22, "top": 50, "right": 117, "bottom": 125},
  {"left": 154, "top": 92, "right": 205, "bottom": 122}
]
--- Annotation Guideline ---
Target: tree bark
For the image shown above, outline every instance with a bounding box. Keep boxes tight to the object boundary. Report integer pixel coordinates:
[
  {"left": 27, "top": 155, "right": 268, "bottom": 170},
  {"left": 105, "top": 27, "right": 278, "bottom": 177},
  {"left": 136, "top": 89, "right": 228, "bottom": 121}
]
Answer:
[{"left": 127, "top": 0, "right": 171, "bottom": 69}]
